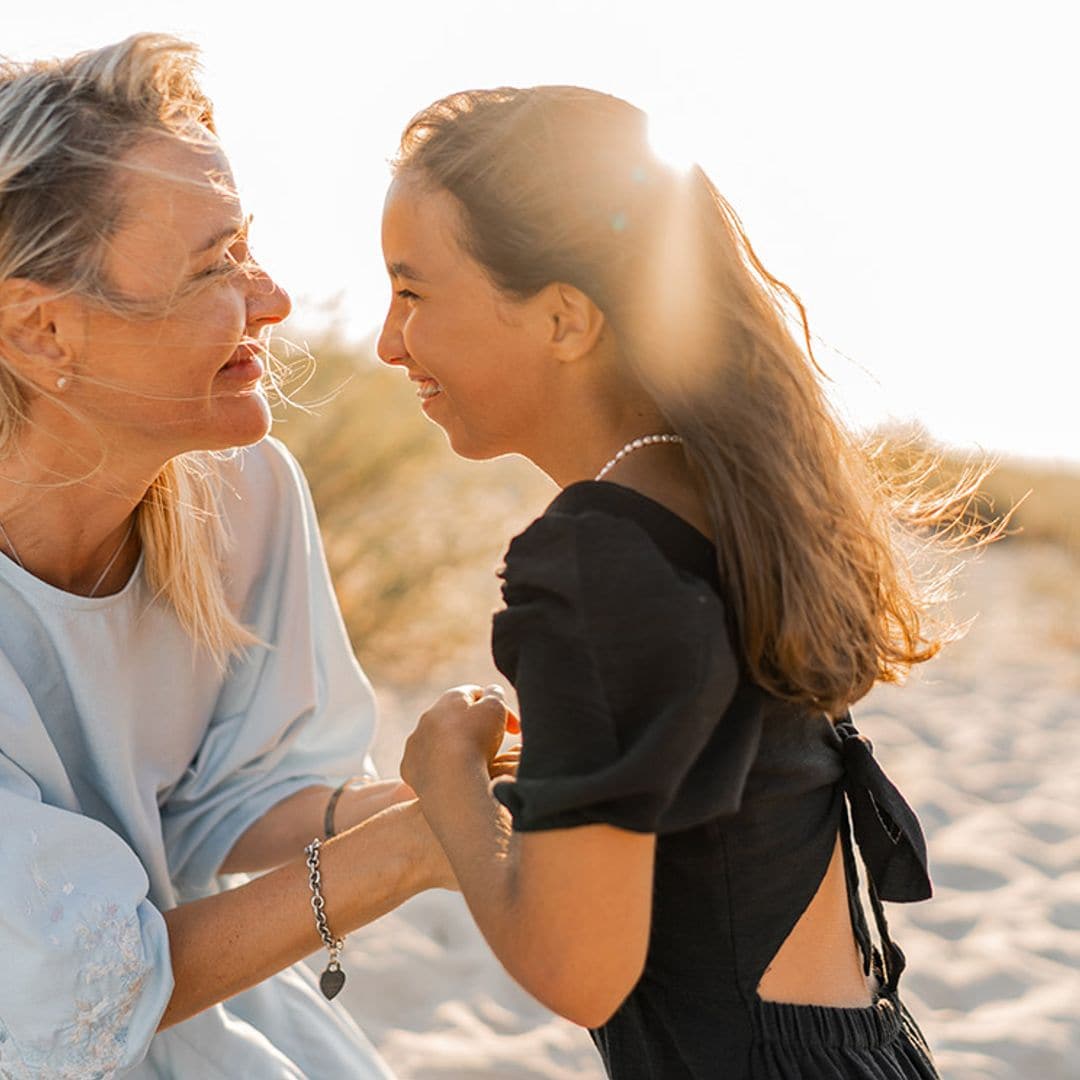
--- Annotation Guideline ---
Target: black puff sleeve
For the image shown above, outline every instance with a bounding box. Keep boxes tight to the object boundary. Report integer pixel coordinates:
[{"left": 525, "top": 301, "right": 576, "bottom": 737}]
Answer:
[{"left": 491, "top": 506, "right": 765, "bottom": 834}]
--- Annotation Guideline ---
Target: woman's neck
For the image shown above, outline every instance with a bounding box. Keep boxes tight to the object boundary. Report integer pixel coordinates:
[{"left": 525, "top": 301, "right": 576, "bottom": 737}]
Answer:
[{"left": 0, "top": 427, "right": 157, "bottom": 596}]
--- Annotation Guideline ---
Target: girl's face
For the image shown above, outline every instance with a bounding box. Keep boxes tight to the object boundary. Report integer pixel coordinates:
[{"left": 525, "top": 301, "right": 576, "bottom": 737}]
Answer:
[
  {"left": 58, "top": 132, "right": 291, "bottom": 461},
  {"left": 377, "top": 179, "right": 554, "bottom": 460}
]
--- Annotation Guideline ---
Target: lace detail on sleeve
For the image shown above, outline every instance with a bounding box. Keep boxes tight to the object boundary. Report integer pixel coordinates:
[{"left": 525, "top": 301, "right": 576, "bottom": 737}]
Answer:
[{"left": 0, "top": 886, "right": 151, "bottom": 1079}]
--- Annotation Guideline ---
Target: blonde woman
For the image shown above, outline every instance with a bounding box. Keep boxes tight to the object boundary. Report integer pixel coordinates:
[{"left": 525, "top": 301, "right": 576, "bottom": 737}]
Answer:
[
  {"left": 0, "top": 36, "right": 453, "bottom": 1077},
  {"left": 381, "top": 88, "right": 954, "bottom": 1078}
]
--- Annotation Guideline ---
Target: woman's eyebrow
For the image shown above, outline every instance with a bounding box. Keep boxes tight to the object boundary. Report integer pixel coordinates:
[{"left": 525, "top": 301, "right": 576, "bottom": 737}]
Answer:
[{"left": 192, "top": 215, "right": 251, "bottom": 255}]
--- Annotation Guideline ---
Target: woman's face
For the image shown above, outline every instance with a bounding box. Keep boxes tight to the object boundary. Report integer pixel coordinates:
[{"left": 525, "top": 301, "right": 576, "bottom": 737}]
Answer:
[
  {"left": 377, "top": 178, "right": 554, "bottom": 460},
  {"left": 60, "top": 132, "right": 290, "bottom": 460}
]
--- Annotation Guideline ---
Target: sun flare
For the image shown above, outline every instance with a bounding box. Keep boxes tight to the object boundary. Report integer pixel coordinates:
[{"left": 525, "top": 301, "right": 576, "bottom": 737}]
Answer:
[{"left": 646, "top": 105, "right": 699, "bottom": 173}]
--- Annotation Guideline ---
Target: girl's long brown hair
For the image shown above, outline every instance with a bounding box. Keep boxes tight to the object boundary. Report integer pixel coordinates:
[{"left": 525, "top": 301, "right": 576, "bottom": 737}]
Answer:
[{"left": 393, "top": 86, "right": 990, "bottom": 716}]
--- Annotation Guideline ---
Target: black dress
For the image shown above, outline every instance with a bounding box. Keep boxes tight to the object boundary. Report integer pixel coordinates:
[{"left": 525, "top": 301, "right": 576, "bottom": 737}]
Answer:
[{"left": 491, "top": 481, "right": 940, "bottom": 1080}]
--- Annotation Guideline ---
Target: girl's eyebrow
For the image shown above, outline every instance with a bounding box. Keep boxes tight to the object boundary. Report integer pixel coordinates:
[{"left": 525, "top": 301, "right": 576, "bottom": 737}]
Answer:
[{"left": 387, "top": 260, "right": 427, "bottom": 282}]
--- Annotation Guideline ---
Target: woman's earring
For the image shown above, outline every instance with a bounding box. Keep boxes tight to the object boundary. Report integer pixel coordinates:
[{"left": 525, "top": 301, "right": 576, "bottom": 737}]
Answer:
[{"left": 56, "top": 375, "right": 68, "bottom": 390}]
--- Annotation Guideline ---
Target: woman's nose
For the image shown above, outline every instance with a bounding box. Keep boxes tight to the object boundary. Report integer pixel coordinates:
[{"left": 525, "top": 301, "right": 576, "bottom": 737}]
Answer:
[{"left": 247, "top": 266, "right": 292, "bottom": 327}]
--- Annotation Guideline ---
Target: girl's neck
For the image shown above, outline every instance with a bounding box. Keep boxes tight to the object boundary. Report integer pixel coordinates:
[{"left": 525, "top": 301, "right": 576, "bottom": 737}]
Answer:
[
  {"left": 525, "top": 398, "right": 713, "bottom": 541},
  {"left": 591, "top": 442, "right": 714, "bottom": 541}
]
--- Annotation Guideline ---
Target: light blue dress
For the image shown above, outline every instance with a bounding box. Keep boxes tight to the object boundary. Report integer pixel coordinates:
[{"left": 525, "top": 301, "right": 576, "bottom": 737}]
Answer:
[{"left": 0, "top": 438, "right": 395, "bottom": 1078}]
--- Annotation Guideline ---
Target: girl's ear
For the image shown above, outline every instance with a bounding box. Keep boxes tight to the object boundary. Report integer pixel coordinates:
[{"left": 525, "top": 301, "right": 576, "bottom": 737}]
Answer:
[
  {"left": 0, "top": 279, "right": 78, "bottom": 390},
  {"left": 546, "top": 282, "right": 606, "bottom": 363}
]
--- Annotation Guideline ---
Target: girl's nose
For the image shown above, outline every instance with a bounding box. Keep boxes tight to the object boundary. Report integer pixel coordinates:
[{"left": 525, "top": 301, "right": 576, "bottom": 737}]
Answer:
[{"left": 377, "top": 310, "right": 406, "bottom": 367}]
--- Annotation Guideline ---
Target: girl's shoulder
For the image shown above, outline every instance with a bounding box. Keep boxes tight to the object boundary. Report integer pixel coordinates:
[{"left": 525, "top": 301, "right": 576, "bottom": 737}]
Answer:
[
  {"left": 500, "top": 480, "right": 719, "bottom": 602},
  {"left": 494, "top": 482, "right": 734, "bottom": 702},
  {"left": 491, "top": 484, "right": 756, "bottom": 836}
]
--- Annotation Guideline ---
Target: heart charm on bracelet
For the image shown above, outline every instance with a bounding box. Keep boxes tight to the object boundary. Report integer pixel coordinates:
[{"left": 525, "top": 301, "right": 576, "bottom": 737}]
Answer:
[{"left": 320, "top": 963, "right": 346, "bottom": 1000}]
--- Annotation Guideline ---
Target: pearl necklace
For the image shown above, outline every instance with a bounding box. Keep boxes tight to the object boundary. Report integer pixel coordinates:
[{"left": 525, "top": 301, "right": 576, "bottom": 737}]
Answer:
[
  {"left": 0, "top": 516, "right": 136, "bottom": 598},
  {"left": 594, "top": 433, "right": 684, "bottom": 481}
]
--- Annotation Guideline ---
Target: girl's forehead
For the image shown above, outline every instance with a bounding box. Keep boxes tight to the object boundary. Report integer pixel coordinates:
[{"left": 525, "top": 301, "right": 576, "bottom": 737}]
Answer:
[{"left": 383, "top": 180, "right": 469, "bottom": 268}]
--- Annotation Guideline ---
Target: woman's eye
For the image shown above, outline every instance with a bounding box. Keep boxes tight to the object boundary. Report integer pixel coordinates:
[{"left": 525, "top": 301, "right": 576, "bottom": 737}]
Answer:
[
  {"left": 396, "top": 288, "right": 420, "bottom": 301},
  {"left": 196, "top": 261, "right": 233, "bottom": 280},
  {"left": 197, "top": 244, "right": 251, "bottom": 281}
]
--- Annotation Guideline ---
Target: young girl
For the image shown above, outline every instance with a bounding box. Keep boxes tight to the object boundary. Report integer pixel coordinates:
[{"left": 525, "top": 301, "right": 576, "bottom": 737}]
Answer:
[{"left": 380, "top": 86, "right": 947, "bottom": 1078}]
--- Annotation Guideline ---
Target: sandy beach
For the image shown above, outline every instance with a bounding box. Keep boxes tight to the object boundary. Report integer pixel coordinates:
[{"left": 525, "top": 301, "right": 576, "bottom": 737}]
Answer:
[{"left": 336, "top": 540, "right": 1079, "bottom": 1079}]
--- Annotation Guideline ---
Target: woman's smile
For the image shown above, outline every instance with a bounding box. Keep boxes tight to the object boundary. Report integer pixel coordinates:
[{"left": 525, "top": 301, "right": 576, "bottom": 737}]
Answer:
[{"left": 217, "top": 341, "right": 266, "bottom": 388}]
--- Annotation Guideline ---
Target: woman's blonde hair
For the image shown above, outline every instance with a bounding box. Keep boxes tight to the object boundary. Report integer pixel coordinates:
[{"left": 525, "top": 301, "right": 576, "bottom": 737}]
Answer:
[
  {"left": 394, "top": 86, "right": 992, "bottom": 716},
  {"left": 0, "top": 34, "right": 256, "bottom": 665}
]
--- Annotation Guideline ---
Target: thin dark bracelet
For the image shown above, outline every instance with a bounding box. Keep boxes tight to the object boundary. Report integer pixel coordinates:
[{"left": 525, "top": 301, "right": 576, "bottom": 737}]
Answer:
[
  {"left": 305, "top": 838, "right": 346, "bottom": 1000},
  {"left": 323, "top": 773, "right": 375, "bottom": 839}
]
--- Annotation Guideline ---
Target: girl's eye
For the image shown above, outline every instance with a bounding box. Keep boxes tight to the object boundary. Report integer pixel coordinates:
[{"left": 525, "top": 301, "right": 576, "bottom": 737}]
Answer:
[{"left": 396, "top": 288, "right": 420, "bottom": 301}]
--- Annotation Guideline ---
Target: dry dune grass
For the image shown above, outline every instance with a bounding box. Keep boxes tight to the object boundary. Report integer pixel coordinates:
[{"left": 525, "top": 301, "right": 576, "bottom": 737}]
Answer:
[{"left": 272, "top": 335, "right": 554, "bottom": 686}]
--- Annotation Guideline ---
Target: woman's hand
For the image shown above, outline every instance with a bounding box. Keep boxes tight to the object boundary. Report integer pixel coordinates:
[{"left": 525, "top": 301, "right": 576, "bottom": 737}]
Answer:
[
  {"left": 333, "top": 777, "right": 416, "bottom": 834},
  {"left": 488, "top": 743, "right": 522, "bottom": 780},
  {"left": 401, "top": 684, "right": 513, "bottom": 798}
]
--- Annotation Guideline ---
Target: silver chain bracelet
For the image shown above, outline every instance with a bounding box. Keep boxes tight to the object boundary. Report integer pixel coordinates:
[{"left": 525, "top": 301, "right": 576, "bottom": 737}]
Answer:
[{"left": 305, "top": 838, "right": 346, "bottom": 999}]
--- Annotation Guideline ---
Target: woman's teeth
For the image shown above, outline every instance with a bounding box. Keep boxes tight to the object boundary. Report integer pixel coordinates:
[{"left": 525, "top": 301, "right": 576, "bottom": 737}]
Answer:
[{"left": 416, "top": 380, "right": 442, "bottom": 400}]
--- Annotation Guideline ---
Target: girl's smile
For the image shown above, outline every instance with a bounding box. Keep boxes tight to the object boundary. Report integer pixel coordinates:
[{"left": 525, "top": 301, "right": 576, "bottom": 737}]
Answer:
[{"left": 377, "top": 179, "right": 554, "bottom": 462}]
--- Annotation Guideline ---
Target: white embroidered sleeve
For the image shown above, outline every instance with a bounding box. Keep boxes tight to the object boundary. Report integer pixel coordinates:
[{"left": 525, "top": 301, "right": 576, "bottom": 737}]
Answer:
[{"left": 0, "top": 754, "right": 173, "bottom": 1079}]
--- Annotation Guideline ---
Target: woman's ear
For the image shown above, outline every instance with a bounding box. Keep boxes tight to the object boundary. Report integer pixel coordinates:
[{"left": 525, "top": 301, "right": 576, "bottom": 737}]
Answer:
[
  {"left": 0, "top": 279, "right": 77, "bottom": 390},
  {"left": 546, "top": 282, "right": 606, "bottom": 363}
]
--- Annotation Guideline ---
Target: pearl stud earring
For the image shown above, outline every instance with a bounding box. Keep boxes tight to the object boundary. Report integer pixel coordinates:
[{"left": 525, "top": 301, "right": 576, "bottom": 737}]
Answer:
[{"left": 56, "top": 376, "right": 68, "bottom": 390}]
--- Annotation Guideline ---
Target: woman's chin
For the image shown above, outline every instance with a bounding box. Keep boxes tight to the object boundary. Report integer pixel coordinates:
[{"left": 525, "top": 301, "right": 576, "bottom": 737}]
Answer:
[{"left": 201, "top": 394, "right": 273, "bottom": 451}]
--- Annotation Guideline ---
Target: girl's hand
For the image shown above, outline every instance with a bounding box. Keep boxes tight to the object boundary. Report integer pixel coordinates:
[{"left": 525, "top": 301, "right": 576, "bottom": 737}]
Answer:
[{"left": 401, "top": 684, "right": 511, "bottom": 797}]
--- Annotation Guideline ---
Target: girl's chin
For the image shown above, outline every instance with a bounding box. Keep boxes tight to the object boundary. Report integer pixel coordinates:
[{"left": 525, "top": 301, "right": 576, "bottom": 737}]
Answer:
[{"left": 440, "top": 425, "right": 508, "bottom": 462}]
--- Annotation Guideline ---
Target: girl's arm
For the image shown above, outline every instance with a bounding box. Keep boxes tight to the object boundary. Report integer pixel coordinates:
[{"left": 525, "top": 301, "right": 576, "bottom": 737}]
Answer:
[
  {"left": 402, "top": 688, "right": 655, "bottom": 1028},
  {"left": 160, "top": 798, "right": 450, "bottom": 1030}
]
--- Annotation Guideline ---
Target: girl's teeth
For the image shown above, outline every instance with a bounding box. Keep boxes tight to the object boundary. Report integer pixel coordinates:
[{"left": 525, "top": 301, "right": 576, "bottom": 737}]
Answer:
[{"left": 417, "top": 381, "right": 442, "bottom": 400}]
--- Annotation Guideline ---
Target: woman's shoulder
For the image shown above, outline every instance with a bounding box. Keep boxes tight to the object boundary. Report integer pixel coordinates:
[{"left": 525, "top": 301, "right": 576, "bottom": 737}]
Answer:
[
  {"left": 210, "top": 436, "right": 314, "bottom": 543},
  {"left": 213, "top": 436, "right": 305, "bottom": 506},
  {"left": 206, "top": 437, "right": 319, "bottom": 602}
]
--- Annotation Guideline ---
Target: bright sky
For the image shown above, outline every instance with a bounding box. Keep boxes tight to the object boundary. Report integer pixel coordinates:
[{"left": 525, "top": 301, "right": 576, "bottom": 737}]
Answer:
[{"left": 7, "top": 0, "right": 1078, "bottom": 463}]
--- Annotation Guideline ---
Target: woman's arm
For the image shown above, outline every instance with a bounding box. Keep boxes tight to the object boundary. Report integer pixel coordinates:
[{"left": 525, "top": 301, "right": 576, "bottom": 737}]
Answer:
[
  {"left": 219, "top": 778, "right": 413, "bottom": 874},
  {"left": 160, "top": 797, "right": 449, "bottom": 1030},
  {"left": 402, "top": 688, "right": 655, "bottom": 1028}
]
